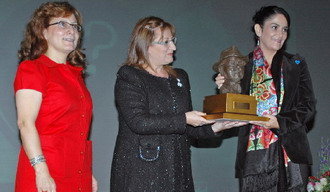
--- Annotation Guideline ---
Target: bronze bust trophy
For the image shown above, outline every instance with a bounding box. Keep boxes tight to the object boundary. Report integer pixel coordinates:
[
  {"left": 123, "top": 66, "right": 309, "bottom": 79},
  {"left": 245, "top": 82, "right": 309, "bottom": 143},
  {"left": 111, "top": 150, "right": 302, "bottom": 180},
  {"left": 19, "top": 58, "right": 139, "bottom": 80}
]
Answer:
[
  {"left": 213, "top": 46, "right": 247, "bottom": 94},
  {"left": 203, "top": 46, "right": 268, "bottom": 121}
]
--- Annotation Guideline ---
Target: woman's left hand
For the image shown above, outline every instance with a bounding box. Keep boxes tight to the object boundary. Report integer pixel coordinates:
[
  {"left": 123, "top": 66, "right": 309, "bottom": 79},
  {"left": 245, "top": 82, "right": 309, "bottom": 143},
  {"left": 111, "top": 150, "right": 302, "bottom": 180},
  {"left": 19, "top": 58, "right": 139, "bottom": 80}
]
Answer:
[
  {"left": 249, "top": 115, "right": 279, "bottom": 129},
  {"left": 211, "top": 121, "right": 248, "bottom": 133},
  {"left": 92, "top": 174, "right": 98, "bottom": 192}
]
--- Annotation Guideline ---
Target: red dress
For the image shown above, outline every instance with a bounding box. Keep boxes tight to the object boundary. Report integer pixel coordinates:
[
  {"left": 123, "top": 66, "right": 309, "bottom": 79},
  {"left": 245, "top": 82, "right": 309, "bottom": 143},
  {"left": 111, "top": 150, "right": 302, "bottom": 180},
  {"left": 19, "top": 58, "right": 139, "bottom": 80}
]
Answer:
[{"left": 14, "top": 55, "right": 93, "bottom": 192}]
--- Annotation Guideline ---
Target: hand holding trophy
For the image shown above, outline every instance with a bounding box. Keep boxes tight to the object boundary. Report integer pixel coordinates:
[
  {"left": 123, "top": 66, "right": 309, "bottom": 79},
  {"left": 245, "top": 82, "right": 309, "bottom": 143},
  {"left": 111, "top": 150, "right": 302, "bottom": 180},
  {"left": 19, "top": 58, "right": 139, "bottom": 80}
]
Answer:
[{"left": 204, "top": 46, "right": 268, "bottom": 122}]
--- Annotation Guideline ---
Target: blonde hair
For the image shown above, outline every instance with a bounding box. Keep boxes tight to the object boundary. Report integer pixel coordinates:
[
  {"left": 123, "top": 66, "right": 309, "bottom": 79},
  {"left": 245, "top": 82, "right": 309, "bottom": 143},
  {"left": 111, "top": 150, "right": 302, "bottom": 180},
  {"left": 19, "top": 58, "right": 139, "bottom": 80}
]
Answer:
[{"left": 125, "top": 16, "right": 177, "bottom": 77}]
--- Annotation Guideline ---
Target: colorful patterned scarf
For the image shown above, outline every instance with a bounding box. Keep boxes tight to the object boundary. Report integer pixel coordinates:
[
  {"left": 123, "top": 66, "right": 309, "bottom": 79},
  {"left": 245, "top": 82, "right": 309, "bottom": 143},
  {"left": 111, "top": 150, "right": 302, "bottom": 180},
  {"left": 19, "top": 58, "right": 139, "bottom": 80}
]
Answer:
[{"left": 247, "top": 46, "right": 284, "bottom": 156}]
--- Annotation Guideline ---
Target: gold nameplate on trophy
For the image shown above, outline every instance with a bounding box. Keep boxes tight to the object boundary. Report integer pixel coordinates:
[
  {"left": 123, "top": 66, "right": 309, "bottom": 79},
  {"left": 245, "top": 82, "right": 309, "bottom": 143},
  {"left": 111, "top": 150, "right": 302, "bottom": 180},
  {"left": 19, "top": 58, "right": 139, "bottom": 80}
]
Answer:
[{"left": 203, "top": 93, "right": 269, "bottom": 121}]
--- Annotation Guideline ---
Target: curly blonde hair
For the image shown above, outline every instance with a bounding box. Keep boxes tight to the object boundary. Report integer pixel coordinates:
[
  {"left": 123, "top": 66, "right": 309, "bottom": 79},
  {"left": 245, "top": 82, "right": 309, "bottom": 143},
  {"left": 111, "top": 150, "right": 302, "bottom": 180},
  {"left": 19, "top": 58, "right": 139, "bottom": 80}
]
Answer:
[{"left": 18, "top": 1, "right": 86, "bottom": 68}]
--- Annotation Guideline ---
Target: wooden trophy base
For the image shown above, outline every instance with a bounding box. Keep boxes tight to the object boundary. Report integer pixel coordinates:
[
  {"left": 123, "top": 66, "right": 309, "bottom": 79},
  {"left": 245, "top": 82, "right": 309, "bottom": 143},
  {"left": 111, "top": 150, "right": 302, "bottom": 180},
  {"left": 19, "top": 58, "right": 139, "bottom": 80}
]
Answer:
[
  {"left": 204, "top": 113, "right": 269, "bottom": 122},
  {"left": 203, "top": 93, "right": 269, "bottom": 122}
]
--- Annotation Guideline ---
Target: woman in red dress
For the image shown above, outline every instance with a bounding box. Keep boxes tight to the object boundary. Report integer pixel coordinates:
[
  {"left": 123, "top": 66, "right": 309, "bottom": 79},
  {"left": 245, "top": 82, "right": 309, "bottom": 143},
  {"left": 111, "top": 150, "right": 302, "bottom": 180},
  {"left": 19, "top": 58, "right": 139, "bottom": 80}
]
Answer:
[{"left": 14, "top": 2, "right": 97, "bottom": 192}]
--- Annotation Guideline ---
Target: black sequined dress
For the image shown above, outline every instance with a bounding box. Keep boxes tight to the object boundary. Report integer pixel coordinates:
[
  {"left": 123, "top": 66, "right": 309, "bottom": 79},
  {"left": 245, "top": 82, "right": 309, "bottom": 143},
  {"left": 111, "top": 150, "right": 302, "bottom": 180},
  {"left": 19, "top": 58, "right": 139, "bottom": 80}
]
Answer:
[{"left": 110, "top": 66, "right": 217, "bottom": 192}]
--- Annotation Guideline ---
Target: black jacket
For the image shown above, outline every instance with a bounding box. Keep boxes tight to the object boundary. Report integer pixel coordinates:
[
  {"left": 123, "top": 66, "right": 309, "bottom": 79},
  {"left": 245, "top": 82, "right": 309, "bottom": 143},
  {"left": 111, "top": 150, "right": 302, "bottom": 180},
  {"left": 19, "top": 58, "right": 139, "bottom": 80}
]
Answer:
[
  {"left": 111, "top": 66, "right": 216, "bottom": 191},
  {"left": 235, "top": 51, "right": 316, "bottom": 178}
]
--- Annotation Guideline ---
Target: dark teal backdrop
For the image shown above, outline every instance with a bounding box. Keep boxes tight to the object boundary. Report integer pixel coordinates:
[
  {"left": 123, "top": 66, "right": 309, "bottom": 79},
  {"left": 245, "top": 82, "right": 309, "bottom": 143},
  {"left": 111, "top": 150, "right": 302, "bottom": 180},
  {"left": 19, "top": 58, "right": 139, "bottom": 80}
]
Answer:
[{"left": 0, "top": 0, "right": 329, "bottom": 191}]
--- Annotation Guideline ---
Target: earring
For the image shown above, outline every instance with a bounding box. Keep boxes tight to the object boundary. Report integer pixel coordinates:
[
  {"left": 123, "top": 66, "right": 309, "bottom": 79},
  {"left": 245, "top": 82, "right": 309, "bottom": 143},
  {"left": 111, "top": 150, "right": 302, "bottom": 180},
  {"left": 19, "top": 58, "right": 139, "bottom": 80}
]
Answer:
[{"left": 257, "top": 39, "right": 260, "bottom": 46}]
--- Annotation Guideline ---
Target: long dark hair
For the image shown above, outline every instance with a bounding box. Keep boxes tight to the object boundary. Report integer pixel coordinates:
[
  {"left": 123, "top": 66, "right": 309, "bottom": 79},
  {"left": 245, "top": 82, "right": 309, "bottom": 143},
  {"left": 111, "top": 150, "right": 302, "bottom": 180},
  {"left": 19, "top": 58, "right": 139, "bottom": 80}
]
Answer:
[{"left": 252, "top": 6, "right": 290, "bottom": 45}]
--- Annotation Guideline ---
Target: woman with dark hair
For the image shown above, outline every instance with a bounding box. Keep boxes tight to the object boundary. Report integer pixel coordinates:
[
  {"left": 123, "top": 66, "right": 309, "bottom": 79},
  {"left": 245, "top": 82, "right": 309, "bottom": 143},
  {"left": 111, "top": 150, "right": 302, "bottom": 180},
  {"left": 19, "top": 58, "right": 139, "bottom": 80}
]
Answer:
[
  {"left": 110, "top": 16, "right": 246, "bottom": 191},
  {"left": 14, "top": 2, "right": 97, "bottom": 192},
  {"left": 216, "top": 6, "right": 316, "bottom": 191}
]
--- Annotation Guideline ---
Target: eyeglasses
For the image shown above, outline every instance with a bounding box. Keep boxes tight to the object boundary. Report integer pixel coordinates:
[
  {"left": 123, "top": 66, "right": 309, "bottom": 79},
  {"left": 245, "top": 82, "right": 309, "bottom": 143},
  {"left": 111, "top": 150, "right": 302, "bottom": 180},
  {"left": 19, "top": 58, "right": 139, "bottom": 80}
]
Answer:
[
  {"left": 48, "top": 21, "right": 82, "bottom": 32},
  {"left": 152, "top": 37, "right": 177, "bottom": 46}
]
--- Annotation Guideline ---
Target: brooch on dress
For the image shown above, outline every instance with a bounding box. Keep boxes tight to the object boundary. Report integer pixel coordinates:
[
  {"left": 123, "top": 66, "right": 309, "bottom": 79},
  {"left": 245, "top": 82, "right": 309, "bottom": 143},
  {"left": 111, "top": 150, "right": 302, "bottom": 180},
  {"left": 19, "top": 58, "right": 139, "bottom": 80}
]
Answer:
[
  {"left": 176, "top": 79, "right": 183, "bottom": 87},
  {"left": 295, "top": 60, "right": 301, "bottom": 64}
]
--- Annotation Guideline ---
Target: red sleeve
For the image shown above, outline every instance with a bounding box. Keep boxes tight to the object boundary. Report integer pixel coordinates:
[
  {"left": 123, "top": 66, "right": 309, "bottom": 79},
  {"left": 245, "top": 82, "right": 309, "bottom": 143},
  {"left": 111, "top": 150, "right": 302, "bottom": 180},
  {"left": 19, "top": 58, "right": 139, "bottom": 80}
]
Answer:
[{"left": 14, "top": 60, "right": 47, "bottom": 94}]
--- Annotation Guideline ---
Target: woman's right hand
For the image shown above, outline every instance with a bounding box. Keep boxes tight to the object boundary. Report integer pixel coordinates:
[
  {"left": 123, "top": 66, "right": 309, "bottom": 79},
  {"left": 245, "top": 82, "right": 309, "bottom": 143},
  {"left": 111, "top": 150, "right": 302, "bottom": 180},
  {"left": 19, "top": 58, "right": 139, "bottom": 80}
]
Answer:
[
  {"left": 185, "top": 111, "right": 215, "bottom": 127},
  {"left": 35, "top": 163, "right": 56, "bottom": 192},
  {"left": 215, "top": 73, "right": 225, "bottom": 89}
]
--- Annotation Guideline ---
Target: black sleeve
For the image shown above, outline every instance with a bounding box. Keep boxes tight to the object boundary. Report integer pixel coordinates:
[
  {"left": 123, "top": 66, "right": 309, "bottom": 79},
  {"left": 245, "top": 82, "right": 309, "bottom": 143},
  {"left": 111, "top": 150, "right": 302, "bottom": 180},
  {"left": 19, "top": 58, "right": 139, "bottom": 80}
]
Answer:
[
  {"left": 115, "top": 66, "right": 187, "bottom": 135},
  {"left": 276, "top": 57, "right": 316, "bottom": 136},
  {"left": 176, "top": 69, "right": 223, "bottom": 139}
]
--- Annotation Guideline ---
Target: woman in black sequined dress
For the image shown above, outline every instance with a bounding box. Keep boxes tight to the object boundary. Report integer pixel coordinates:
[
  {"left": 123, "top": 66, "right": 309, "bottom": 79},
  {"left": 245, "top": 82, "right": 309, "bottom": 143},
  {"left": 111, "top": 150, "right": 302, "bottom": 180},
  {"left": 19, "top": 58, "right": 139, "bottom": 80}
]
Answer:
[{"left": 110, "top": 16, "right": 246, "bottom": 192}]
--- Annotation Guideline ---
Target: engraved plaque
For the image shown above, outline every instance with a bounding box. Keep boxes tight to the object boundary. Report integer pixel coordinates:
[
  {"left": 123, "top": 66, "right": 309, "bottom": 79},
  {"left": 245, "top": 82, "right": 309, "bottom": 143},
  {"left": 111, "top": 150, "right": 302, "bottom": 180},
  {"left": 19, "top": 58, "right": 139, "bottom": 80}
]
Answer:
[{"left": 203, "top": 93, "right": 269, "bottom": 122}]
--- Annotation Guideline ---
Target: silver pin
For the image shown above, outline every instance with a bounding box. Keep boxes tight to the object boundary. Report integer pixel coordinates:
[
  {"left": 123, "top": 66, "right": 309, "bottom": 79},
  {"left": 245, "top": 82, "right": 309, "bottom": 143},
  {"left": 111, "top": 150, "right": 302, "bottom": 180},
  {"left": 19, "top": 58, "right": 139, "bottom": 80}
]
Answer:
[{"left": 177, "top": 79, "right": 183, "bottom": 87}]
